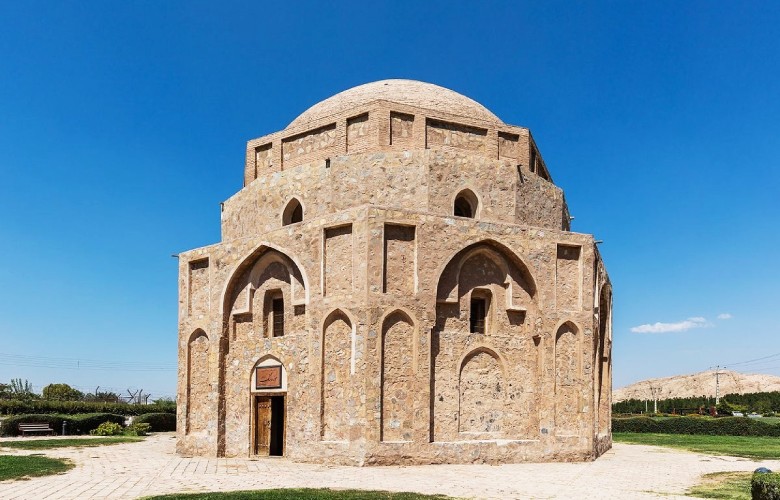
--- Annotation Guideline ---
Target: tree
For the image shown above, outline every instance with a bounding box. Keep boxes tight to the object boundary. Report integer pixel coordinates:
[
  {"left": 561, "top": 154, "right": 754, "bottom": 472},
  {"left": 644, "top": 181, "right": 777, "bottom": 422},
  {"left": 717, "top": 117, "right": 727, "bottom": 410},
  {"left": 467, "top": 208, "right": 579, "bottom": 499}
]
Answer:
[
  {"left": 41, "top": 383, "right": 83, "bottom": 401},
  {"left": 9, "top": 378, "right": 38, "bottom": 400},
  {"left": 83, "top": 390, "right": 120, "bottom": 403}
]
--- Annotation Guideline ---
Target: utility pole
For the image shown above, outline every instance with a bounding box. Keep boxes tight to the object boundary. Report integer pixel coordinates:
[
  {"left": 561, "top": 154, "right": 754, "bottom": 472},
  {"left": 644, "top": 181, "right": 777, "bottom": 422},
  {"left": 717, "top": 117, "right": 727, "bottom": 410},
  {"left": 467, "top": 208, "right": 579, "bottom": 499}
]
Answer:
[
  {"left": 715, "top": 365, "right": 721, "bottom": 405},
  {"left": 648, "top": 383, "right": 660, "bottom": 414}
]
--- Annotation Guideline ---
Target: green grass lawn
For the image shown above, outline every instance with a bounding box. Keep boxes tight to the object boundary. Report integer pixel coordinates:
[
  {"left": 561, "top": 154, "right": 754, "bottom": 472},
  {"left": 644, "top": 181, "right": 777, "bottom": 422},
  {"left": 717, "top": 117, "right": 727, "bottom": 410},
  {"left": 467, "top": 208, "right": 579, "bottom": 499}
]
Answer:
[
  {"left": 687, "top": 471, "right": 752, "bottom": 499},
  {"left": 142, "top": 489, "right": 453, "bottom": 500},
  {"left": 0, "top": 455, "right": 73, "bottom": 481},
  {"left": 0, "top": 436, "right": 144, "bottom": 450},
  {"left": 614, "top": 432, "right": 780, "bottom": 459}
]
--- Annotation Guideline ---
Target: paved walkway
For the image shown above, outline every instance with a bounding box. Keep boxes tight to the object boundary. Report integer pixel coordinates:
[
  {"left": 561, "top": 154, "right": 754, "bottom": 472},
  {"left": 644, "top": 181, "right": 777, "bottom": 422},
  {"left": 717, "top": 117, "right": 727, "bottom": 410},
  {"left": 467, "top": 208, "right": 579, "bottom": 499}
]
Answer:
[{"left": 0, "top": 433, "right": 776, "bottom": 499}]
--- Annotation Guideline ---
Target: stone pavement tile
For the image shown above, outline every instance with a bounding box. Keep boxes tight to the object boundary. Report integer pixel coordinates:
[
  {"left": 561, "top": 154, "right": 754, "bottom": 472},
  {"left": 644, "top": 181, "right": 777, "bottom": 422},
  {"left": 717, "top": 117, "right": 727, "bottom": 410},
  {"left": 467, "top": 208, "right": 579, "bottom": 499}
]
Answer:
[{"left": 2, "top": 435, "right": 779, "bottom": 499}]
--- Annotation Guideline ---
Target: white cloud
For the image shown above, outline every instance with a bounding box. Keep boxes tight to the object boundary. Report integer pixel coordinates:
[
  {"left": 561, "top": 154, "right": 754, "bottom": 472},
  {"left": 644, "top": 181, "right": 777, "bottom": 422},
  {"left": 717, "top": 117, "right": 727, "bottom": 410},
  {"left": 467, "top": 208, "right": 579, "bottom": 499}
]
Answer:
[
  {"left": 717, "top": 313, "right": 733, "bottom": 320},
  {"left": 631, "top": 317, "right": 710, "bottom": 334}
]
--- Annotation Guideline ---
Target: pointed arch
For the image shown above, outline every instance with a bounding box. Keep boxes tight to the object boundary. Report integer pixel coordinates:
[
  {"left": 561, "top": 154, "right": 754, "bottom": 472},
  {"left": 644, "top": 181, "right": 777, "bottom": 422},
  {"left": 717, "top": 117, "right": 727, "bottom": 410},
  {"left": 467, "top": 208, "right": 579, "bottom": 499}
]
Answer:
[
  {"left": 320, "top": 308, "right": 356, "bottom": 442},
  {"left": 555, "top": 320, "right": 581, "bottom": 436},
  {"left": 251, "top": 352, "right": 285, "bottom": 369},
  {"left": 453, "top": 188, "right": 480, "bottom": 218},
  {"left": 186, "top": 328, "right": 210, "bottom": 435},
  {"left": 319, "top": 307, "right": 358, "bottom": 369},
  {"left": 215, "top": 244, "right": 310, "bottom": 451},
  {"left": 380, "top": 309, "right": 417, "bottom": 442},
  {"left": 456, "top": 345, "right": 507, "bottom": 376},
  {"left": 250, "top": 354, "right": 288, "bottom": 392},
  {"left": 435, "top": 239, "right": 537, "bottom": 310},
  {"left": 220, "top": 242, "right": 311, "bottom": 324},
  {"left": 379, "top": 308, "right": 418, "bottom": 366},
  {"left": 554, "top": 319, "right": 581, "bottom": 381},
  {"left": 187, "top": 328, "right": 209, "bottom": 344},
  {"left": 282, "top": 197, "right": 304, "bottom": 226},
  {"left": 457, "top": 347, "right": 505, "bottom": 434}
]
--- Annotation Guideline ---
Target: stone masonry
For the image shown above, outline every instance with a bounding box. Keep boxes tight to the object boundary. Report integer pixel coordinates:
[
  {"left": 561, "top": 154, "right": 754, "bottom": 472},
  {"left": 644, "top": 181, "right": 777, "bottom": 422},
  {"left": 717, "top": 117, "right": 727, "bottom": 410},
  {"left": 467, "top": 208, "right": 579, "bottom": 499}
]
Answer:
[{"left": 176, "top": 80, "right": 613, "bottom": 465}]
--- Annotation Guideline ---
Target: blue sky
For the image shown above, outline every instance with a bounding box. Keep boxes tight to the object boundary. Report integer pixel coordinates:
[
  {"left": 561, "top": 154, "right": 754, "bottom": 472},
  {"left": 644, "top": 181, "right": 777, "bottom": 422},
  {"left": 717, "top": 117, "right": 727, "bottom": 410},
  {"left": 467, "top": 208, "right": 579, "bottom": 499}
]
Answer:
[{"left": 0, "top": 1, "right": 778, "bottom": 399}]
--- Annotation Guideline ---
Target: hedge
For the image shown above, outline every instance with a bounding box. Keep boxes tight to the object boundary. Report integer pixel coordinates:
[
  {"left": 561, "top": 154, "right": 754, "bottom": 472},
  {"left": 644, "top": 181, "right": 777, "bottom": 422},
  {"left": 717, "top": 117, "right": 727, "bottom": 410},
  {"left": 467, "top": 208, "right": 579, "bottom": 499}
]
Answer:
[
  {"left": 70, "top": 413, "right": 126, "bottom": 434},
  {"left": 612, "top": 416, "right": 780, "bottom": 437},
  {"left": 133, "top": 412, "right": 176, "bottom": 432},
  {"left": 752, "top": 472, "right": 780, "bottom": 500},
  {"left": 0, "top": 399, "right": 175, "bottom": 416},
  {"left": 0, "top": 413, "right": 125, "bottom": 436}
]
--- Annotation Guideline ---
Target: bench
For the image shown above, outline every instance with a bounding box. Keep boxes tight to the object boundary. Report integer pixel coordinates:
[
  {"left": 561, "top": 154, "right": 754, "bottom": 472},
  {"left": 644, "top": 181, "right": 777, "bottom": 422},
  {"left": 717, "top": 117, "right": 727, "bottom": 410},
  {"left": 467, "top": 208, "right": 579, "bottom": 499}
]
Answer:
[{"left": 18, "top": 423, "right": 55, "bottom": 436}]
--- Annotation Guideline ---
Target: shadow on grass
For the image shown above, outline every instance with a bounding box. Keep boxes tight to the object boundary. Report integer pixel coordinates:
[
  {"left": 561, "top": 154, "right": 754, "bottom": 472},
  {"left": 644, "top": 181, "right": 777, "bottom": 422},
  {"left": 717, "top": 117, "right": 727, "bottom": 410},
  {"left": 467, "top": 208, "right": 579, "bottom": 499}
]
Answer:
[{"left": 0, "top": 436, "right": 144, "bottom": 450}]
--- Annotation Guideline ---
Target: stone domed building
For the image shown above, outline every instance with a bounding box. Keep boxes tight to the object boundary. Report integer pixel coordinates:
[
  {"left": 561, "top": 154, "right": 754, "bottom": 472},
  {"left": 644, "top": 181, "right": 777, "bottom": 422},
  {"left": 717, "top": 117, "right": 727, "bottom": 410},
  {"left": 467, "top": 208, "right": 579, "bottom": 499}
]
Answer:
[{"left": 176, "top": 80, "right": 613, "bottom": 465}]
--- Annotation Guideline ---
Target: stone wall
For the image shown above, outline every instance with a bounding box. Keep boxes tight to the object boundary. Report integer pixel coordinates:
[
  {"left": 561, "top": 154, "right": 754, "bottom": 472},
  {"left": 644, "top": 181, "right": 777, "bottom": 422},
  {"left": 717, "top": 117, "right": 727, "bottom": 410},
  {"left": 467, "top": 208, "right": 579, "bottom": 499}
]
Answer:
[
  {"left": 382, "top": 224, "right": 415, "bottom": 295},
  {"left": 224, "top": 150, "right": 567, "bottom": 242},
  {"left": 426, "top": 119, "right": 487, "bottom": 153},
  {"left": 243, "top": 102, "right": 551, "bottom": 185},
  {"left": 177, "top": 204, "right": 606, "bottom": 464},
  {"left": 282, "top": 124, "right": 337, "bottom": 166}
]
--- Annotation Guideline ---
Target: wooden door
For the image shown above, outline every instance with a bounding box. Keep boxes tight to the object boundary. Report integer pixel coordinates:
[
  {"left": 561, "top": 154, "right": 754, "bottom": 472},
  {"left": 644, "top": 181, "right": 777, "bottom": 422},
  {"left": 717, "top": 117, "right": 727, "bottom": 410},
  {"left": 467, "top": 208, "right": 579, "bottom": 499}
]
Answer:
[{"left": 255, "top": 397, "right": 271, "bottom": 456}]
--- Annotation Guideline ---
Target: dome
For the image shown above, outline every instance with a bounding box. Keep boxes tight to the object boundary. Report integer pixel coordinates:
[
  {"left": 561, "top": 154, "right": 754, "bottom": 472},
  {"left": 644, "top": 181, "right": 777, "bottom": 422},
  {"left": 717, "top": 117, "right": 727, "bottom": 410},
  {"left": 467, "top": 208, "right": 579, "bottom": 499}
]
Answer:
[{"left": 288, "top": 79, "right": 503, "bottom": 128}]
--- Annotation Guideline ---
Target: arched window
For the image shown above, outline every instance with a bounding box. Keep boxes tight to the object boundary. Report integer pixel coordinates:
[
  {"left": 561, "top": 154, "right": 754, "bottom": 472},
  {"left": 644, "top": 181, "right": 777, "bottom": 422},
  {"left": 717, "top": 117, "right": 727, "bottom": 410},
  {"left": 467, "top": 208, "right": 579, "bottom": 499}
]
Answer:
[
  {"left": 470, "top": 289, "right": 491, "bottom": 334},
  {"left": 264, "top": 290, "right": 285, "bottom": 337},
  {"left": 453, "top": 189, "right": 478, "bottom": 218},
  {"left": 282, "top": 198, "right": 303, "bottom": 226}
]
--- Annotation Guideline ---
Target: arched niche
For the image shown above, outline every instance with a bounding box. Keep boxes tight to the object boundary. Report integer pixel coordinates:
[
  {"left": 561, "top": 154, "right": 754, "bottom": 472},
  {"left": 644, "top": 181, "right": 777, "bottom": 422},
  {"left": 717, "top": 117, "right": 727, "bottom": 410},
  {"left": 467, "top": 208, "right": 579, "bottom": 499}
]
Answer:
[
  {"left": 555, "top": 321, "right": 581, "bottom": 435},
  {"left": 282, "top": 198, "right": 304, "bottom": 226},
  {"left": 596, "top": 285, "right": 612, "bottom": 435},
  {"left": 186, "top": 329, "right": 210, "bottom": 435},
  {"left": 221, "top": 243, "right": 310, "bottom": 319},
  {"left": 320, "top": 309, "right": 355, "bottom": 442},
  {"left": 458, "top": 347, "right": 504, "bottom": 434},
  {"left": 223, "top": 247, "right": 308, "bottom": 340},
  {"left": 453, "top": 188, "right": 479, "bottom": 218},
  {"left": 248, "top": 354, "right": 288, "bottom": 458},
  {"left": 380, "top": 310, "right": 416, "bottom": 442},
  {"left": 435, "top": 241, "right": 537, "bottom": 334}
]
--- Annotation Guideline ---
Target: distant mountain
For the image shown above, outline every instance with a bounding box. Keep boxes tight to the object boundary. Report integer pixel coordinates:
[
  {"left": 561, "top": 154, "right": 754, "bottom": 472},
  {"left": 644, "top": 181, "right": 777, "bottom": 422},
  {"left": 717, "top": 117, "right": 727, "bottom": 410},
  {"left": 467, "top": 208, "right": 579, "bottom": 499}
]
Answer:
[{"left": 614, "top": 370, "right": 780, "bottom": 402}]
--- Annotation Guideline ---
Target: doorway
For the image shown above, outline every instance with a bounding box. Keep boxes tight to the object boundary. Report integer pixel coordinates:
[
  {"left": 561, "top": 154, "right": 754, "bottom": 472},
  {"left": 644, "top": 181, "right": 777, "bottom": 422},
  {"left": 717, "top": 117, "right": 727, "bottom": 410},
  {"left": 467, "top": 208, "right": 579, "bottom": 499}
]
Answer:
[{"left": 253, "top": 395, "right": 285, "bottom": 456}]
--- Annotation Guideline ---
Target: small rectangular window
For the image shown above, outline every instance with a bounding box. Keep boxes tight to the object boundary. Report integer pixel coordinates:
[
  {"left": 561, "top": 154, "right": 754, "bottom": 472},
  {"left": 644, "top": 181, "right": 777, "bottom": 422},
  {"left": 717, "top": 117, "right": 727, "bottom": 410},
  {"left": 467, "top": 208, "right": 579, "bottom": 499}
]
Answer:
[
  {"left": 470, "top": 297, "right": 486, "bottom": 334},
  {"left": 272, "top": 298, "right": 284, "bottom": 337}
]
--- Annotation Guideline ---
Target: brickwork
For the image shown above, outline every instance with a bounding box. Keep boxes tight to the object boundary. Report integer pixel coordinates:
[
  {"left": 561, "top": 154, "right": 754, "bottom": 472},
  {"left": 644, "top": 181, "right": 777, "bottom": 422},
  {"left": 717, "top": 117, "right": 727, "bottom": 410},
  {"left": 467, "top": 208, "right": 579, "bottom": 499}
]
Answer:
[{"left": 177, "top": 79, "right": 612, "bottom": 465}]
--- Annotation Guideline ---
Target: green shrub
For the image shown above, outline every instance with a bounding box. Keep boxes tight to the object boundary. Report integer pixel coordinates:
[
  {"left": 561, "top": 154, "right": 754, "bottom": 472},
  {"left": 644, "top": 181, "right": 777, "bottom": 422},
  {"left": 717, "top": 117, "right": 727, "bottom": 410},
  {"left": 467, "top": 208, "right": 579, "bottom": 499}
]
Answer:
[
  {"left": 612, "top": 416, "right": 780, "bottom": 437},
  {"left": 124, "top": 422, "right": 151, "bottom": 436},
  {"left": 134, "top": 412, "right": 176, "bottom": 432},
  {"left": 69, "top": 413, "right": 125, "bottom": 434},
  {"left": 0, "top": 399, "right": 175, "bottom": 416},
  {"left": 752, "top": 472, "right": 780, "bottom": 499},
  {"left": 90, "top": 421, "right": 124, "bottom": 436},
  {"left": 613, "top": 417, "right": 661, "bottom": 433}
]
